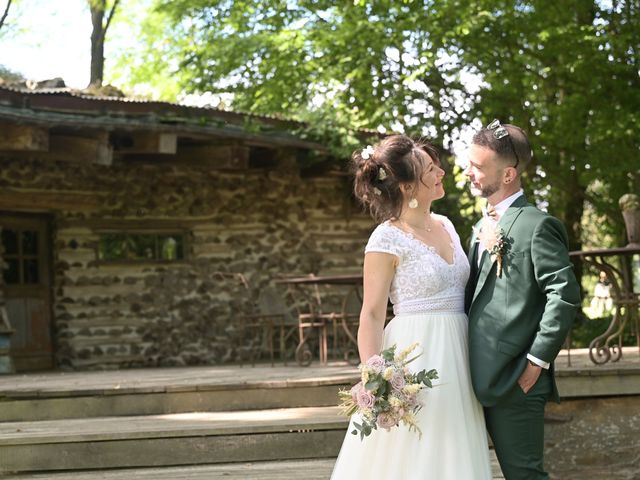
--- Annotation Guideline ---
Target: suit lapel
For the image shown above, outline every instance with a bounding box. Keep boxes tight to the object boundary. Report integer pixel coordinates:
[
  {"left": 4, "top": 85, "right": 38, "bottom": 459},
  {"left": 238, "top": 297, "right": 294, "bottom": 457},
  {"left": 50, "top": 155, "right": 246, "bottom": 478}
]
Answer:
[
  {"left": 471, "top": 195, "right": 528, "bottom": 304},
  {"left": 469, "top": 242, "right": 479, "bottom": 280},
  {"left": 468, "top": 219, "right": 482, "bottom": 279},
  {"left": 473, "top": 250, "right": 493, "bottom": 302}
]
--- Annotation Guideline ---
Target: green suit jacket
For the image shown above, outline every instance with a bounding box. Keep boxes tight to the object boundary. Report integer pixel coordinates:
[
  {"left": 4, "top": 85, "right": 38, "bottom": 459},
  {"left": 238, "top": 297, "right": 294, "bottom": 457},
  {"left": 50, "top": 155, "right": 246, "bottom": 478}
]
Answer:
[{"left": 465, "top": 195, "right": 581, "bottom": 406}]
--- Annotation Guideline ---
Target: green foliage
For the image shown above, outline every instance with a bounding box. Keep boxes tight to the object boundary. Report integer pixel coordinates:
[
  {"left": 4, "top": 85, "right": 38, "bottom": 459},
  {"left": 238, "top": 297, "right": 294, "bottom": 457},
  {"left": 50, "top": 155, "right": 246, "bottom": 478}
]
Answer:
[
  {"left": 113, "top": 0, "right": 640, "bottom": 253},
  {"left": 98, "top": 233, "right": 185, "bottom": 261},
  {"left": 116, "top": 0, "right": 476, "bottom": 142},
  {"left": 381, "top": 343, "right": 396, "bottom": 362},
  {"left": 106, "top": 0, "right": 186, "bottom": 99},
  {"left": 294, "top": 104, "right": 379, "bottom": 163},
  {"left": 0, "top": 64, "right": 24, "bottom": 82},
  {"left": 416, "top": 368, "right": 438, "bottom": 388},
  {"left": 437, "top": 159, "right": 478, "bottom": 248},
  {"left": 569, "top": 313, "right": 608, "bottom": 349},
  {"left": 452, "top": 0, "right": 640, "bottom": 249},
  {"left": 568, "top": 313, "right": 634, "bottom": 350}
]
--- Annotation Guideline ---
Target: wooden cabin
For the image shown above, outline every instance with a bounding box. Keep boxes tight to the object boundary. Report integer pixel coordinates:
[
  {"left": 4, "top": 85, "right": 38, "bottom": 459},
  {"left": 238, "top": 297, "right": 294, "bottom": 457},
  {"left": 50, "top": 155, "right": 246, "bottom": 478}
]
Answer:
[{"left": 0, "top": 86, "right": 375, "bottom": 371}]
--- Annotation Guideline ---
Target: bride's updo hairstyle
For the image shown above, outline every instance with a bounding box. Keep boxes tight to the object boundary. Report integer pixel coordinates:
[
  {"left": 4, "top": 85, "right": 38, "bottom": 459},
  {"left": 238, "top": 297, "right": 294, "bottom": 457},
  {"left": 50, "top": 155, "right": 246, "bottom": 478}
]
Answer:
[{"left": 352, "top": 134, "right": 440, "bottom": 223}]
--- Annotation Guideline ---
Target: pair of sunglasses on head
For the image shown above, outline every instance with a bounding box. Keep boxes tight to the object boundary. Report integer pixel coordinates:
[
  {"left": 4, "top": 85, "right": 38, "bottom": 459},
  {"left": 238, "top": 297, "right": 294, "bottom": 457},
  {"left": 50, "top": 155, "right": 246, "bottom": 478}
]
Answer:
[{"left": 486, "top": 119, "right": 521, "bottom": 169}]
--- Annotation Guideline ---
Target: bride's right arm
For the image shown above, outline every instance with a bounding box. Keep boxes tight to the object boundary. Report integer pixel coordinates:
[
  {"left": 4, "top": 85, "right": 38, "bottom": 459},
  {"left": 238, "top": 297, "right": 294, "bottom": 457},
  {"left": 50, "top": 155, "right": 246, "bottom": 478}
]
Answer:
[{"left": 357, "top": 251, "right": 396, "bottom": 363}]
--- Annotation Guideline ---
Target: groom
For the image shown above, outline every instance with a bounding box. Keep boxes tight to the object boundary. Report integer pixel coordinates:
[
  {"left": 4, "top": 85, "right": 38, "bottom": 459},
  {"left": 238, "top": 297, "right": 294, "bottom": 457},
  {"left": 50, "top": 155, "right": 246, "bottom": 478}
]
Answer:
[{"left": 464, "top": 120, "right": 581, "bottom": 479}]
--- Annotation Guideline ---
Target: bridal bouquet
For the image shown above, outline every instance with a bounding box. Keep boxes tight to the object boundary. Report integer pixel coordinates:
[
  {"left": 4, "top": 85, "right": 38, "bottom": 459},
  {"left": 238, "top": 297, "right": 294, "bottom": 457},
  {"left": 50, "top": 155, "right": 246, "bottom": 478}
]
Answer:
[{"left": 338, "top": 343, "right": 438, "bottom": 440}]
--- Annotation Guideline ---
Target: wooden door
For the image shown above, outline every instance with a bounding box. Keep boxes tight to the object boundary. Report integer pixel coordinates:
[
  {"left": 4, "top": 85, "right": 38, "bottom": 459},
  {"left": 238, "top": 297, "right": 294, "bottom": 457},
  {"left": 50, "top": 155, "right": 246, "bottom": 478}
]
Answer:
[{"left": 0, "top": 214, "right": 53, "bottom": 371}]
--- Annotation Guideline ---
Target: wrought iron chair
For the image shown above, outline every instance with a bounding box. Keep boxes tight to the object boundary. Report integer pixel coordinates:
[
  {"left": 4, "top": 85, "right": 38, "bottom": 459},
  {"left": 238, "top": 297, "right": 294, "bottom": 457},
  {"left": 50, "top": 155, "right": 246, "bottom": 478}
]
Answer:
[
  {"left": 252, "top": 285, "right": 298, "bottom": 365},
  {"left": 286, "top": 278, "right": 360, "bottom": 366},
  {"left": 210, "top": 272, "right": 258, "bottom": 366},
  {"left": 287, "top": 280, "right": 331, "bottom": 366},
  {"left": 338, "top": 284, "right": 363, "bottom": 365},
  {"left": 234, "top": 277, "right": 298, "bottom": 366}
]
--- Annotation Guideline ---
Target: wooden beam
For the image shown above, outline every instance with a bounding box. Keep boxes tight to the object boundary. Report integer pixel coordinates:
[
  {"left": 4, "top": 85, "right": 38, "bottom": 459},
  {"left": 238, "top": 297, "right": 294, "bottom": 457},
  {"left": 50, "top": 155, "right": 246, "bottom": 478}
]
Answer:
[
  {"left": 0, "top": 124, "right": 49, "bottom": 152},
  {"left": 114, "top": 132, "right": 177, "bottom": 155},
  {"left": 175, "top": 145, "right": 249, "bottom": 169},
  {"left": 49, "top": 133, "right": 113, "bottom": 166},
  {"left": 0, "top": 189, "right": 105, "bottom": 212}
]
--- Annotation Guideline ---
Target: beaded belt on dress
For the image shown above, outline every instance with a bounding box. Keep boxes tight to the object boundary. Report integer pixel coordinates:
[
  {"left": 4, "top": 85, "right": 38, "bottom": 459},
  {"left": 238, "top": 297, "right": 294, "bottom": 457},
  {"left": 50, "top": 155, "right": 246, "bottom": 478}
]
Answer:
[{"left": 393, "top": 294, "right": 465, "bottom": 315}]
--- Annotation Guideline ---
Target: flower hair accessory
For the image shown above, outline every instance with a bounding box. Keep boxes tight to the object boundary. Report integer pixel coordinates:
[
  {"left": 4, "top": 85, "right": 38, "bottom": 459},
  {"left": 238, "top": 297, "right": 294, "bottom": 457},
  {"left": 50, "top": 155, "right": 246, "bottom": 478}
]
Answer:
[
  {"left": 373, "top": 187, "right": 382, "bottom": 196},
  {"left": 361, "top": 145, "right": 375, "bottom": 160},
  {"left": 378, "top": 167, "right": 387, "bottom": 181}
]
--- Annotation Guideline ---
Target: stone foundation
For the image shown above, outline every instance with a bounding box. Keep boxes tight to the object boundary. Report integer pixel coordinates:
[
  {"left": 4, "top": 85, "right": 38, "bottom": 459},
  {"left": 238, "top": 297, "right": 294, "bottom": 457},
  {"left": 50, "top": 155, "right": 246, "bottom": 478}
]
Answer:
[{"left": 545, "top": 396, "right": 640, "bottom": 479}]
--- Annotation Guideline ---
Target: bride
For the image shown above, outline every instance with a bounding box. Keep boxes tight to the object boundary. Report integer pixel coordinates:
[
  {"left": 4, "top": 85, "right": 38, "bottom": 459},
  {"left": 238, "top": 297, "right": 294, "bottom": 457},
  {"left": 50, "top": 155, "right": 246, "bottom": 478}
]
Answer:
[{"left": 330, "top": 135, "right": 492, "bottom": 479}]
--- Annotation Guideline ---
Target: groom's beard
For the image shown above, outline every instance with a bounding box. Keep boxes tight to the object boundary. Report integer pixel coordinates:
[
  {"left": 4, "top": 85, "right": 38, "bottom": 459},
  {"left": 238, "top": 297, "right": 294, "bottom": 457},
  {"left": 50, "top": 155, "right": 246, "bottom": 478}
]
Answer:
[{"left": 469, "top": 179, "right": 501, "bottom": 199}]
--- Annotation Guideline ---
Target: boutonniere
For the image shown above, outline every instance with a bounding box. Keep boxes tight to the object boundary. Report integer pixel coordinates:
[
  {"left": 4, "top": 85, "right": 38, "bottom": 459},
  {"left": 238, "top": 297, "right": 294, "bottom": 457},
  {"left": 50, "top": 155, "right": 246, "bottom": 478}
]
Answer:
[{"left": 476, "top": 223, "right": 507, "bottom": 277}]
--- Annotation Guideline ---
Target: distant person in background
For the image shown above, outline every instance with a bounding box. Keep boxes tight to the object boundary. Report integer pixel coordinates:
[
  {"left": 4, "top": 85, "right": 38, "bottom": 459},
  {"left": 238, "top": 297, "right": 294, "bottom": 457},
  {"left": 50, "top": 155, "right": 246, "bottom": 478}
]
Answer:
[{"left": 590, "top": 271, "right": 613, "bottom": 316}]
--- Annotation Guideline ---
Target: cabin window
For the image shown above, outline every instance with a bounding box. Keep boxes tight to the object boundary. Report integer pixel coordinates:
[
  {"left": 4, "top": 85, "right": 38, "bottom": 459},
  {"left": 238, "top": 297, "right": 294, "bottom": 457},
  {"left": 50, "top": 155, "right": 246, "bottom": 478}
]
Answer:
[
  {"left": 97, "top": 232, "right": 186, "bottom": 262},
  {"left": 1, "top": 228, "right": 41, "bottom": 285}
]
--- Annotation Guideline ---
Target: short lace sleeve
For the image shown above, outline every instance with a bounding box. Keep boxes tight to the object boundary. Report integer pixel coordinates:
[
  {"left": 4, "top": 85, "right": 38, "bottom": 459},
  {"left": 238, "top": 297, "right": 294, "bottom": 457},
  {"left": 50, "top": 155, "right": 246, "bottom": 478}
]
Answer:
[{"left": 364, "top": 224, "right": 401, "bottom": 257}]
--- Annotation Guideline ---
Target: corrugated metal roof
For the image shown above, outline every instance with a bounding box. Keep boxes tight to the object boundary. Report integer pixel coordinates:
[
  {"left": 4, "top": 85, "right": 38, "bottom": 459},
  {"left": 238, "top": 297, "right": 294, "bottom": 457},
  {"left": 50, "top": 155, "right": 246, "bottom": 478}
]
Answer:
[
  {"left": 0, "top": 85, "right": 336, "bottom": 151},
  {"left": 0, "top": 84, "right": 382, "bottom": 152},
  {"left": 0, "top": 84, "right": 301, "bottom": 125}
]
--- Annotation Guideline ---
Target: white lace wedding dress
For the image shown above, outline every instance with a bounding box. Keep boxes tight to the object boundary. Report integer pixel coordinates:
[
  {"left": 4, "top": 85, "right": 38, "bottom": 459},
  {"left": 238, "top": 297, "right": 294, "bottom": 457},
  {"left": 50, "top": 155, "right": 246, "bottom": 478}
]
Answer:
[{"left": 330, "top": 215, "right": 492, "bottom": 479}]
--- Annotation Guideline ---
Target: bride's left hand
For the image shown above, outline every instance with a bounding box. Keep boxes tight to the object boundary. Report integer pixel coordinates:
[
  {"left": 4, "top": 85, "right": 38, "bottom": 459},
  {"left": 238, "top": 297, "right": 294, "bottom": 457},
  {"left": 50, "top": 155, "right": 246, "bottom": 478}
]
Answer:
[{"left": 517, "top": 362, "right": 542, "bottom": 394}]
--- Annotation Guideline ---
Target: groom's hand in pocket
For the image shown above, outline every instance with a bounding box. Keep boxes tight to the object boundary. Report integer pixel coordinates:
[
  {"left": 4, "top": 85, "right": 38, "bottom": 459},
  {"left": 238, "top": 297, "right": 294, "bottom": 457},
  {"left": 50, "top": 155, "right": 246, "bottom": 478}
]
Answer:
[{"left": 517, "top": 361, "right": 542, "bottom": 394}]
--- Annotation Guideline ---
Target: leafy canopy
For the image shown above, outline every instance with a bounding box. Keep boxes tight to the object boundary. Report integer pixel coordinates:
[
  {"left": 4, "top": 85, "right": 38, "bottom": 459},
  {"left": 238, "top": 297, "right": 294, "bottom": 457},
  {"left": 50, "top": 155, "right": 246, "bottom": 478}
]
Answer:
[{"left": 112, "top": 0, "right": 640, "bottom": 248}]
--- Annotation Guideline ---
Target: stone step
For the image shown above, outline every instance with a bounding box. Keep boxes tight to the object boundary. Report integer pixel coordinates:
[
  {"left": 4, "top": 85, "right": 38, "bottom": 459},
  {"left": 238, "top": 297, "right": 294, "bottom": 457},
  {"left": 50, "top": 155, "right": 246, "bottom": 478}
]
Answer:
[
  {"left": 0, "top": 457, "right": 506, "bottom": 480},
  {"left": 0, "top": 364, "right": 358, "bottom": 422},
  {"left": 2, "top": 350, "right": 639, "bottom": 422},
  {"left": 0, "top": 459, "right": 339, "bottom": 480},
  {"left": 0, "top": 406, "right": 347, "bottom": 473}
]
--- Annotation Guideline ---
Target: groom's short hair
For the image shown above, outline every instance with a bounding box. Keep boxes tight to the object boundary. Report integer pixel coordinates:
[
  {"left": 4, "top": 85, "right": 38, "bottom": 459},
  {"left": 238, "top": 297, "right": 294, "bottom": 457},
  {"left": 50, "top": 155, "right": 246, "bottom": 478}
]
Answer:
[{"left": 472, "top": 123, "right": 532, "bottom": 171}]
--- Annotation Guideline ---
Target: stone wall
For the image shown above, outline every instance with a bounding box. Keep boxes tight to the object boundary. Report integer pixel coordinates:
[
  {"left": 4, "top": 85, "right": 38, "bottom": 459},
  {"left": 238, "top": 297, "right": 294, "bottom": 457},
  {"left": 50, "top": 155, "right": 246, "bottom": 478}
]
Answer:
[{"left": 0, "top": 155, "right": 375, "bottom": 369}]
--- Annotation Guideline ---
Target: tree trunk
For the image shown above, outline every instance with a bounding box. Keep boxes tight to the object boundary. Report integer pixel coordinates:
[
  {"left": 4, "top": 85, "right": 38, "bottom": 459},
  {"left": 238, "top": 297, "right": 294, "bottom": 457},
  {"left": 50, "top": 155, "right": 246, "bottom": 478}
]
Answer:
[
  {"left": 558, "top": 159, "right": 586, "bottom": 296},
  {"left": 88, "top": 0, "right": 119, "bottom": 88},
  {"left": 89, "top": 1, "right": 105, "bottom": 87}
]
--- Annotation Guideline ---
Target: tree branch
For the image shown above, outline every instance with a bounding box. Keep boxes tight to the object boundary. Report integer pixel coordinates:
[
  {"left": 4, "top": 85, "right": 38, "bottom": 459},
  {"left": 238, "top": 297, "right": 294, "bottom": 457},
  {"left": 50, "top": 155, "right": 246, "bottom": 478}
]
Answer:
[
  {"left": 0, "top": 0, "right": 13, "bottom": 32},
  {"left": 104, "top": 0, "right": 120, "bottom": 32}
]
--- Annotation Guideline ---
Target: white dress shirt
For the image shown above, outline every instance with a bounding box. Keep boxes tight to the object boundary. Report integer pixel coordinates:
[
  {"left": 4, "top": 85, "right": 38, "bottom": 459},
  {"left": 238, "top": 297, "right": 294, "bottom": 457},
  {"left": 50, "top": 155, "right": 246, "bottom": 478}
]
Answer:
[
  {"left": 477, "top": 189, "right": 524, "bottom": 260},
  {"left": 478, "top": 189, "right": 550, "bottom": 370}
]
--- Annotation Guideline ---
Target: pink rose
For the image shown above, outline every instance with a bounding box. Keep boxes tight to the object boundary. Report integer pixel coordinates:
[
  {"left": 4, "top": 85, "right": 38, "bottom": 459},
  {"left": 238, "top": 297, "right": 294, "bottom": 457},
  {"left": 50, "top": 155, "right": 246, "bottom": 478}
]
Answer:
[
  {"left": 376, "top": 412, "right": 397, "bottom": 431},
  {"left": 366, "top": 354, "right": 386, "bottom": 373},
  {"left": 356, "top": 387, "right": 376, "bottom": 409},
  {"left": 390, "top": 371, "right": 406, "bottom": 391},
  {"left": 404, "top": 393, "right": 419, "bottom": 409}
]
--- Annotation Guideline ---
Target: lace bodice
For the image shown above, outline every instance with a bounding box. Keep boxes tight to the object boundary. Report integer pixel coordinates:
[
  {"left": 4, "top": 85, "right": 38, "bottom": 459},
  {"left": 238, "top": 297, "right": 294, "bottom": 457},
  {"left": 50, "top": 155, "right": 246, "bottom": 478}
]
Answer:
[{"left": 364, "top": 215, "right": 470, "bottom": 315}]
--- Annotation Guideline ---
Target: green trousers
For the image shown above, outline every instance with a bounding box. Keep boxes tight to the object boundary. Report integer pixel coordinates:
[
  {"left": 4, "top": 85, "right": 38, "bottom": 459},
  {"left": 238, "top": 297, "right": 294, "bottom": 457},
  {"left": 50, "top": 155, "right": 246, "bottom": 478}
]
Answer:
[{"left": 484, "top": 369, "right": 552, "bottom": 480}]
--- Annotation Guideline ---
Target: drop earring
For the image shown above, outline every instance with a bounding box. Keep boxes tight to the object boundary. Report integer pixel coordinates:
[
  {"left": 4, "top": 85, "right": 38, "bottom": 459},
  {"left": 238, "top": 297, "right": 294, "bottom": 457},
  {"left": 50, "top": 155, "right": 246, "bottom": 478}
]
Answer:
[{"left": 409, "top": 198, "right": 418, "bottom": 209}]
